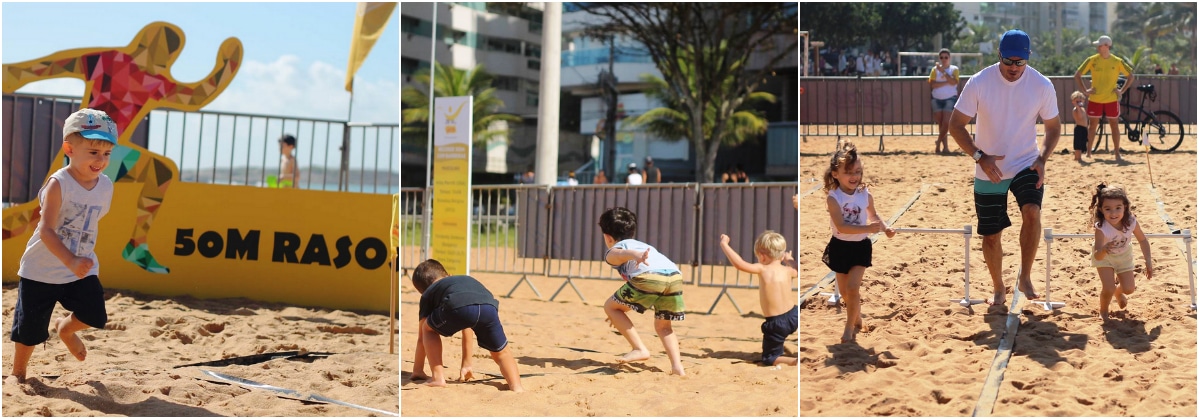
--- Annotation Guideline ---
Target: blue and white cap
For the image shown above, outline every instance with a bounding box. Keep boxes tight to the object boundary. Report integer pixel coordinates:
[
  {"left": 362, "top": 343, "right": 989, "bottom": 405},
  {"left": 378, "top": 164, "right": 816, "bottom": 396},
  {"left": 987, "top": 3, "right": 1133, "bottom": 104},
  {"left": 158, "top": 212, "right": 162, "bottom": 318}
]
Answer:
[{"left": 63, "top": 108, "right": 118, "bottom": 144}]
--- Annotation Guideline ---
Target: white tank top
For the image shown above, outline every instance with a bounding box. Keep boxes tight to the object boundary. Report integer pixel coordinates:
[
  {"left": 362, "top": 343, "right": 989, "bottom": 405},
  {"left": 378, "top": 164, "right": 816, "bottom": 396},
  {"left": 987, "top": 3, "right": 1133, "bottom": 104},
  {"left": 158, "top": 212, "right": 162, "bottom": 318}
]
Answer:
[
  {"left": 1097, "top": 215, "right": 1137, "bottom": 255},
  {"left": 18, "top": 168, "right": 113, "bottom": 284},
  {"left": 828, "top": 186, "right": 870, "bottom": 242}
]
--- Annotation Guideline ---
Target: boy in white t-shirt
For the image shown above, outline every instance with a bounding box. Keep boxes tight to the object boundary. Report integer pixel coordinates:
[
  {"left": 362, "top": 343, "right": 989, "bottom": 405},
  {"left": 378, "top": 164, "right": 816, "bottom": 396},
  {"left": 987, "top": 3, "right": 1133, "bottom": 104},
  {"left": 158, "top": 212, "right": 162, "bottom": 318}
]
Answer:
[{"left": 10, "top": 109, "right": 117, "bottom": 383}]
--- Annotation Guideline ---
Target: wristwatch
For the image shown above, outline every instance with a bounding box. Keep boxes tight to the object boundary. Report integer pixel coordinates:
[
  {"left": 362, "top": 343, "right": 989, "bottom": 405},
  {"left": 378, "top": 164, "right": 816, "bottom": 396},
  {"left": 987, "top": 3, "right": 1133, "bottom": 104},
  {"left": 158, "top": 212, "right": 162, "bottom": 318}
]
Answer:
[{"left": 972, "top": 149, "right": 985, "bottom": 162}]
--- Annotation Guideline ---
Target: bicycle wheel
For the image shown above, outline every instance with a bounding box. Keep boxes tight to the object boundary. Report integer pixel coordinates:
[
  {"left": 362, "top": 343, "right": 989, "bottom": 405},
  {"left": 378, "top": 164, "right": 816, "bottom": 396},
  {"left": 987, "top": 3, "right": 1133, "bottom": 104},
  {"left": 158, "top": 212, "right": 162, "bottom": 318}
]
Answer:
[{"left": 1144, "top": 110, "right": 1184, "bottom": 152}]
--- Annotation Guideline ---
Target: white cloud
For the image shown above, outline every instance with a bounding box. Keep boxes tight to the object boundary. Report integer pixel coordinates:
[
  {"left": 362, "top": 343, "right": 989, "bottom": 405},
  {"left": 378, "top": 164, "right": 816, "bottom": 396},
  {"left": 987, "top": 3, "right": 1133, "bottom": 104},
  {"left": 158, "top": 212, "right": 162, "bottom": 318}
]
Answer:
[{"left": 15, "top": 56, "right": 399, "bottom": 125}]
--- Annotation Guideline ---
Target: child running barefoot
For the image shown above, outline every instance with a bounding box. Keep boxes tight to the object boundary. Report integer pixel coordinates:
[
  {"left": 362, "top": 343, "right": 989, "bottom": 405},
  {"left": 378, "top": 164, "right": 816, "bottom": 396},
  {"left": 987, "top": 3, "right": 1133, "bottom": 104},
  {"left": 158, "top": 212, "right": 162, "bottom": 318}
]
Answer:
[
  {"left": 1088, "top": 184, "right": 1152, "bottom": 322},
  {"left": 821, "top": 142, "right": 894, "bottom": 343},
  {"left": 719, "top": 231, "right": 798, "bottom": 366},
  {"left": 599, "top": 207, "right": 687, "bottom": 375}
]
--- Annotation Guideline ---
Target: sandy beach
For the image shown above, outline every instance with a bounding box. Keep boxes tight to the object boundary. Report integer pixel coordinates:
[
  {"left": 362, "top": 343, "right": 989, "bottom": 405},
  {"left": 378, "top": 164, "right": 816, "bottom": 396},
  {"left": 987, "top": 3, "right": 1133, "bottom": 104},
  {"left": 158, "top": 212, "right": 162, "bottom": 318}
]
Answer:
[
  {"left": 1, "top": 284, "right": 399, "bottom": 416},
  {"left": 799, "top": 133, "right": 1198, "bottom": 416},
  {"left": 399, "top": 271, "right": 798, "bottom": 417}
]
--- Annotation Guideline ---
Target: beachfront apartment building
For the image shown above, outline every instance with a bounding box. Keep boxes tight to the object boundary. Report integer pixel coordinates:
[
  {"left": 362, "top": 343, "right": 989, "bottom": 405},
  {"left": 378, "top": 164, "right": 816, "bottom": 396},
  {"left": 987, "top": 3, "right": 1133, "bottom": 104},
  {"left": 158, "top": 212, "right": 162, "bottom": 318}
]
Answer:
[
  {"left": 401, "top": 2, "right": 798, "bottom": 185},
  {"left": 954, "top": 2, "right": 1117, "bottom": 56}
]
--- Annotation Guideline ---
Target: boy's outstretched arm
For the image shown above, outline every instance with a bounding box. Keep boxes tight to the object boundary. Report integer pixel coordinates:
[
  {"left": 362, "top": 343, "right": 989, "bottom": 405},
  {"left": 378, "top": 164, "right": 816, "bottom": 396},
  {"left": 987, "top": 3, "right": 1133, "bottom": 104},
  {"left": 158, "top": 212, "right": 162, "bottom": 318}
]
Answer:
[
  {"left": 604, "top": 247, "right": 650, "bottom": 267},
  {"left": 719, "top": 234, "right": 762, "bottom": 274},
  {"left": 412, "top": 318, "right": 428, "bottom": 379},
  {"left": 459, "top": 329, "right": 476, "bottom": 382}
]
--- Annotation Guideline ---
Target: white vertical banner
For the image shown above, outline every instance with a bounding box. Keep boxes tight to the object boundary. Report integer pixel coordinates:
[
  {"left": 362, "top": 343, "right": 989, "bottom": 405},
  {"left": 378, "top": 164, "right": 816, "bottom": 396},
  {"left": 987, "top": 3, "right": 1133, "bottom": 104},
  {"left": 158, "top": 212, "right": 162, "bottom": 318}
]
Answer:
[{"left": 431, "top": 96, "right": 473, "bottom": 275}]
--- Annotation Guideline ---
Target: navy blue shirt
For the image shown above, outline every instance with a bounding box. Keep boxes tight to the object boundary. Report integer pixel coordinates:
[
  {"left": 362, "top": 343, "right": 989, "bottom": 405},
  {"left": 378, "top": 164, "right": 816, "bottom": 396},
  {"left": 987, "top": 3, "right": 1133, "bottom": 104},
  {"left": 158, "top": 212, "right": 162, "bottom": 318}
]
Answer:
[{"left": 418, "top": 275, "right": 500, "bottom": 319}]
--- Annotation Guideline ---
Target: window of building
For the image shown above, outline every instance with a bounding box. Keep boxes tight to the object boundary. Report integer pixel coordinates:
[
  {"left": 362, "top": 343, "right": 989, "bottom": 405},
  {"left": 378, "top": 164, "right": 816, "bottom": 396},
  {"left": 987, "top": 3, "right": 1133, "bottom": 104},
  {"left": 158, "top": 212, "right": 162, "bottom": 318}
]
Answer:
[
  {"left": 528, "top": 59, "right": 541, "bottom": 70},
  {"left": 494, "top": 75, "right": 520, "bottom": 92}
]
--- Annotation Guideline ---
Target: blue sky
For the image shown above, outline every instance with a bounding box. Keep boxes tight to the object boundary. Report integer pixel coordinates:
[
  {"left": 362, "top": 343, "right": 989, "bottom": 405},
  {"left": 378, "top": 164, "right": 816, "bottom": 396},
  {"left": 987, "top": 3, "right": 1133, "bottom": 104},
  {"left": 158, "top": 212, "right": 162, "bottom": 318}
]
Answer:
[{"left": 2, "top": 2, "right": 400, "bottom": 124}]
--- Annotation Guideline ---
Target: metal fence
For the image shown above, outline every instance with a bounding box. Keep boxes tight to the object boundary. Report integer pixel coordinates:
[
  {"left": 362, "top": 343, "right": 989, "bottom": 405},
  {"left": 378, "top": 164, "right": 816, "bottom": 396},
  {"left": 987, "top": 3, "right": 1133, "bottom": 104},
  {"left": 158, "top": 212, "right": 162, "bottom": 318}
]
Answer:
[
  {"left": 2, "top": 93, "right": 399, "bottom": 206},
  {"left": 801, "top": 75, "right": 1197, "bottom": 141},
  {"left": 399, "top": 182, "right": 799, "bottom": 312}
]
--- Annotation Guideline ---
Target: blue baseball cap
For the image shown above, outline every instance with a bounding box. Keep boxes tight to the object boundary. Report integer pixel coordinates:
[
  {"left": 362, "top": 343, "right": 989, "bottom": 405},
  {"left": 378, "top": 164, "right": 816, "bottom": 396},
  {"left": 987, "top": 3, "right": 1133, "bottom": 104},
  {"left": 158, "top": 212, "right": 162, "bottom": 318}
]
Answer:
[
  {"left": 63, "top": 108, "right": 118, "bottom": 144},
  {"left": 999, "top": 30, "right": 1031, "bottom": 60}
]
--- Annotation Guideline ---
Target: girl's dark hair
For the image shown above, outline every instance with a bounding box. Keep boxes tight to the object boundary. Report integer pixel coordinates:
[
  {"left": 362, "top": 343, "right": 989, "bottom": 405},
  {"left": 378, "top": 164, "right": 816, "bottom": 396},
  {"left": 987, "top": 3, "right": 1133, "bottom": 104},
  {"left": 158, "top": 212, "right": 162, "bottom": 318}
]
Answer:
[
  {"left": 598, "top": 207, "right": 637, "bottom": 241},
  {"left": 279, "top": 134, "right": 296, "bottom": 147},
  {"left": 1088, "top": 183, "right": 1133, "bottom": 230},
  {"left": 939, "top": 48, "right": 951, "bottom": 56},
  {"left": 822, "top": 141, "right": 869, "bottom": 193}
]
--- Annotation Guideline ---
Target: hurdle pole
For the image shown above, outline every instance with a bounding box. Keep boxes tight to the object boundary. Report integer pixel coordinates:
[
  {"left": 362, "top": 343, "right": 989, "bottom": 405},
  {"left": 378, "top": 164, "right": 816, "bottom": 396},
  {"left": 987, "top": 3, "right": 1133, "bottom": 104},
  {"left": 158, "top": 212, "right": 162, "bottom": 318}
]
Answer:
[
  {"left": 1032, "top": 228, "right": 1066, "bottom": 311},
  {"left": 1040, "top": 230, "right": 1195, "bottom": 311},
  {"left": 893, "top": 225, "right": 982, "bottom": 307}
]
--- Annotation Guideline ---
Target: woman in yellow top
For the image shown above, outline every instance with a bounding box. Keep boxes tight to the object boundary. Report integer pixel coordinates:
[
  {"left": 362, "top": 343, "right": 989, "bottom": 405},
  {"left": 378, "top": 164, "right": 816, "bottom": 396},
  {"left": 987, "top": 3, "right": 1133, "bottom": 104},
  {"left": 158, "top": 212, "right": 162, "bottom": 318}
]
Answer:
[{"left": 1074, "top": 35, "right": 1135, "bottom": 162}]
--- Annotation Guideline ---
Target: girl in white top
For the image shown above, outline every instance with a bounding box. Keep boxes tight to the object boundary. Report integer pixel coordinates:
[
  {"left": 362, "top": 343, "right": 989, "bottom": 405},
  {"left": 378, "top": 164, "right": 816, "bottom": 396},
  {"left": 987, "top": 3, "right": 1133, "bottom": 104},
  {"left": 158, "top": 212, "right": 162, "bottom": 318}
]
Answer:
[
  {"left": 1088, "top": 184, "right": 1152, "bottom": 322},
  {"left": 928, "top": 48, "right": 960, "bottom": 154},
  {"left": 822, "top": 141, "right": 894, "bottom": 343}
]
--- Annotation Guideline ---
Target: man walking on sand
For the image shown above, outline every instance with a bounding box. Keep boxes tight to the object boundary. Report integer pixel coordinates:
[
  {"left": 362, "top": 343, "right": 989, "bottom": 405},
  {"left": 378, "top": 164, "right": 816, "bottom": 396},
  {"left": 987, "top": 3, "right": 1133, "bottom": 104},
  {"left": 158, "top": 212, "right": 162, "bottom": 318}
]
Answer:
[{"left": 948, "top": 29, "right": 1062, "bottom": 309}]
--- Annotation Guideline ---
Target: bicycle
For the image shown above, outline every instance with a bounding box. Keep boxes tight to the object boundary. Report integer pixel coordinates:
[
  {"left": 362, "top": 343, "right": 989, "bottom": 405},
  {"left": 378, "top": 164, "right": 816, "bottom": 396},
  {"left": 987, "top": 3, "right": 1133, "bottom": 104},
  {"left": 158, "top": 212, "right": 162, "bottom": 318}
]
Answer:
[{"left": 1091, "top": 82, "right": 1185, "bottom": 153}]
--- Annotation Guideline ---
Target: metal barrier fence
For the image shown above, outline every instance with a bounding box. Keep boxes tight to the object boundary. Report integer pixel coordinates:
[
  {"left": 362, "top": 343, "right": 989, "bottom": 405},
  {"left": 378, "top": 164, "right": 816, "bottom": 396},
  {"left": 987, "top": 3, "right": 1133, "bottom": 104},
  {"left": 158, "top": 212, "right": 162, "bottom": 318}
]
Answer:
[
  {"left": 399, "top": 182, "right": 799, "bottom": 313},
  {"left": 2, "top": 93, "right": 398, "bottom": 207},
  {"left": 801, "top": 75, "right": 1197, "bottom": 142}
]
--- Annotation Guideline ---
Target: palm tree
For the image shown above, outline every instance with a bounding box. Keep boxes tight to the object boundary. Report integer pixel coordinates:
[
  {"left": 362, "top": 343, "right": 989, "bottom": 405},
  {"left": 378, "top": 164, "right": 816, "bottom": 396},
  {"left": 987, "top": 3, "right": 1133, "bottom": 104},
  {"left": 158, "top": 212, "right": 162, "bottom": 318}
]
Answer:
[
  {"left": 401, "top": 62, "right": 522, "bottom": 147},
  {"left": 626, "top": 71, "right": 775, "bottom": 161}
]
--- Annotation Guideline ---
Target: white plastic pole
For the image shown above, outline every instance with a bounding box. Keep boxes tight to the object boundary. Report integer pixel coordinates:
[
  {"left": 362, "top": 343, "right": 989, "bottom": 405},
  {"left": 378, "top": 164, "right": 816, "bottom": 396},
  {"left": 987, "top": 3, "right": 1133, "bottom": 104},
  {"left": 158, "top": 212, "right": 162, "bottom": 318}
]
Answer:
[{"left": 960, "top": 225, "right": 983, "bottom": 307}]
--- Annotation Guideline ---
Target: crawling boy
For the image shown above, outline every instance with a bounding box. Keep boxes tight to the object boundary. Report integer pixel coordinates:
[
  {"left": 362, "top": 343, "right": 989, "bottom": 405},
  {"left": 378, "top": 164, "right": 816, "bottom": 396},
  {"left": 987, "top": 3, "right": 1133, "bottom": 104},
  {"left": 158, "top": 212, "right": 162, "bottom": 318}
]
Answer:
[
  {"left": 410, "top": 259, "right": 524, "bottom": 392},
  {"left": 719, "top": 231, "right": 798, "bottom": 366}
]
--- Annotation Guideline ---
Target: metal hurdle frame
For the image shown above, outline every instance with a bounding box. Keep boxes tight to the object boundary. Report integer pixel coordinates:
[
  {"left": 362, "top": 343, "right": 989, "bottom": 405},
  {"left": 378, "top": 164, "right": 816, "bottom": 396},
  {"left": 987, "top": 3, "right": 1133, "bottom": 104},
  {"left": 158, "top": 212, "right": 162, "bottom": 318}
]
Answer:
[
  {"left": 893, "top": 225, "right": 985, "bottom": 308},
  {"left": 1038, "top": 228, "right": 1197, "bottom": 311}
]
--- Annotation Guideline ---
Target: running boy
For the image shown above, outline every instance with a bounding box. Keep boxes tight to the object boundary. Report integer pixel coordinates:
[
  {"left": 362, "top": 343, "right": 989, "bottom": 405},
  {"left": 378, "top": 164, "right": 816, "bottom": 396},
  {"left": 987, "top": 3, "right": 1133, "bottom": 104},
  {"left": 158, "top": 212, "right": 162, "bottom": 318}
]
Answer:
[
  {"left": 1071, "top": 91, "right": 1090, "bottom": 161},
  {"left": 277, "top": 134, "right": 298, "bottom": 188},
  {"left": 822, "top": 141, "right": 894, "bottom": 343},
  {"left": 10, "top": 108, "right": 117, "bottom": 383},
  {"left": 718, "top": 231, "right": 798, "bottom": 366},
  {"left": 1087, "top": 184, "right": 1152, "bottom": 322},
  {"left": 599, "top": 207, "right": 687, "bottom": 375},
  {"left": 410, "top": 259, "right": 524, "bottom": 392}
]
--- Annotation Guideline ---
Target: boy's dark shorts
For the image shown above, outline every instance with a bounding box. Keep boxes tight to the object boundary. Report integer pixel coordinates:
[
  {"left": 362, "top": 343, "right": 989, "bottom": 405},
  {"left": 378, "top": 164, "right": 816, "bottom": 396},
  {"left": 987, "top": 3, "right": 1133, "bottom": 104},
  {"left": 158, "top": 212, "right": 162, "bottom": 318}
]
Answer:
[
  {"left": 973, "top": 167, "right": 1043, "bottom": 236},
  {"left": 10, "top": 276, "right": 108, "bottom": 346},
  {"left": 761, "top": 305, "right": 798, "bottom": 365},
  {"left": 822, "top": 237, "right": 872, "bottom": 274},
  {"left": 1073, "top": 125, "right": 1088, "bottom": 151},
  {"left": 427, "top": 303, "right": 509, "bottom": 352}
]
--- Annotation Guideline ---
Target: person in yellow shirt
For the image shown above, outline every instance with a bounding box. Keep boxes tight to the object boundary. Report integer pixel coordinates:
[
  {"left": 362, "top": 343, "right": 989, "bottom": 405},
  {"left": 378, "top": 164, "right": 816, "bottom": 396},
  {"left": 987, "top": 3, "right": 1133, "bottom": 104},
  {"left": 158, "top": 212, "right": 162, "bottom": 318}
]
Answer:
[{"left": 1074, "top": 35, "right": 1135, "bottom": 162}]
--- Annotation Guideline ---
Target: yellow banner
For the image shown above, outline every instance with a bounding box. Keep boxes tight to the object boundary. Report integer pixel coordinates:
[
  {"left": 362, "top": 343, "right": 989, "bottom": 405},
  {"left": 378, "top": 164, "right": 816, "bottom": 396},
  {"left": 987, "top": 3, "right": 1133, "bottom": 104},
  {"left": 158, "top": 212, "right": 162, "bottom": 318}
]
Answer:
[
  {"left": 430, "top": 96, "right": 473, "bottom": 275},
  {"left": 345, "top": 2, "right": 397, "bottom": 92},
  {"left": 4, "top": 183, "right": 395, "bottom": 312}
]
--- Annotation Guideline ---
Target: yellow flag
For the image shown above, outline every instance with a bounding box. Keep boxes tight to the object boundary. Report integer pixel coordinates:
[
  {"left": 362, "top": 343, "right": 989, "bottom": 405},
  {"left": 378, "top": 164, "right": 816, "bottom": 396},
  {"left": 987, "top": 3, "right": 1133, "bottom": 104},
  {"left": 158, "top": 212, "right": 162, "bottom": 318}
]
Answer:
[
  {"left": 390, "top": 193, "right": 399, "bottom": 256},
  {"left": 345, "top": 2, "right": 397, "bottom": 92}
]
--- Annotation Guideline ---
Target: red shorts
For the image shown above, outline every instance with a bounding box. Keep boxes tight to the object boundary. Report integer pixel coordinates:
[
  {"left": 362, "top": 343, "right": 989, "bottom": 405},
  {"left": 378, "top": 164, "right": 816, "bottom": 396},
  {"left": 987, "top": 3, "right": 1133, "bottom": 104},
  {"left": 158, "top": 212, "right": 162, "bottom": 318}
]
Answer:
[{"left": 1087, "top": 101, "right": 1120, "bottom": 118}]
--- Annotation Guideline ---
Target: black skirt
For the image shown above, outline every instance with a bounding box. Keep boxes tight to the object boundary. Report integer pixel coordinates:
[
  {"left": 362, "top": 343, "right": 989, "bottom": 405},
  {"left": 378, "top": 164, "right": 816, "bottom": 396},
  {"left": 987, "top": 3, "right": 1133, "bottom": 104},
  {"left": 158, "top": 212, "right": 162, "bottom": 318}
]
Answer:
[{"left": 822, "top": 236, "right": 873, "bottom": 274}]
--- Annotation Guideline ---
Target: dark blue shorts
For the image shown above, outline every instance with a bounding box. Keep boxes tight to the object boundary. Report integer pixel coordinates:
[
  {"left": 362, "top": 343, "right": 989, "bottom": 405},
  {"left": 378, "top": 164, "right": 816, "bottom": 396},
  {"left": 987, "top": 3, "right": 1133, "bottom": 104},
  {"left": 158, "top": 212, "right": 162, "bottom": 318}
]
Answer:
[
  {"left": 761, "top": 305, "right": 798, "bottom": 365},
  {"left": 973, "top": 167, "right": 1043, "bottom": 236},
  {"left": 1073, "top": 125, "right": 1088, "bottom": 151},
  {"left": 427, "top": 303, "right": 509, "bottom": 352},
  {"left": 10, "top": 276, "right": 107, "bottom": 346}
]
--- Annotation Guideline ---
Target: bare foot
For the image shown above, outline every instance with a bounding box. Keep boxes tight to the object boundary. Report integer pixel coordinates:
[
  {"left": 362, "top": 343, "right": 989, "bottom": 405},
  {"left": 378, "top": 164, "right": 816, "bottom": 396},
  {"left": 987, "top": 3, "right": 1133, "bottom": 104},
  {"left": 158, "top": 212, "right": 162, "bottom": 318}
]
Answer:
[
  {"left": 459, "top": 367, "right": 475, "bottom": 382},
  {"left": 670, "top": 365, "right": 686, "bottom": 376},
  {"left": 840, "top": 326, "right": 856, "bottom": 344},
  {"left": 986, "top": 293, "right": 1007, "bottom": 308},
  {"left": 1017, "top": 279, "right": 1039, "bottom": 300},
  {"left": 410, "top": 372, "right": 429, "bottom": 381},
  {"left": 56, "top": 316, "right": 86, "bottom": 361},
  {"left": 1115, "top": 292, "right": 1127, "bottom": 309},
  {"left": 5, "top": 373, "right": 26, "bottom": 385},
  {"left": 423, "top": 379, "right": 447, "bottom": 388},
  {"left": 617, "top": 349, "right": 650, "bottom": 363},
  {"left": 509, "top": 384, "right": 526, "bottom": 393}
]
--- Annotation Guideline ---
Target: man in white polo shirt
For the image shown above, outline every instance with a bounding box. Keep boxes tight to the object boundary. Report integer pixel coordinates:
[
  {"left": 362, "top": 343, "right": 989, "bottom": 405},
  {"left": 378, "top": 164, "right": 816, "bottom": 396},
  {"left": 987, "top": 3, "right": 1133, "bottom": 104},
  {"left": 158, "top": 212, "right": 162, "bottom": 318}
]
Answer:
[{"left": 948, "top": 29, "right": 1062, "bottom": 310}]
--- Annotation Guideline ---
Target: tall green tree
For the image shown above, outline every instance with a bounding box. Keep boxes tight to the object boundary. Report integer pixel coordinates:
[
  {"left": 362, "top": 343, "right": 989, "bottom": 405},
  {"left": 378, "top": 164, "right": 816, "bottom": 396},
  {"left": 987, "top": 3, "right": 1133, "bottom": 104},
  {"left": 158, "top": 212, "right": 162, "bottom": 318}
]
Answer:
[
  {"left": 874, "top": 3, "right": 963, "bottom": 52},
  {"left": 400, "top": 62, "right": 522, "bottom": 147},
  {"left": 626, "top": 72, "right": 775, "bottom": 149},
  {"left": 580, "top": 3, "right": 796, "bottom": 182}
]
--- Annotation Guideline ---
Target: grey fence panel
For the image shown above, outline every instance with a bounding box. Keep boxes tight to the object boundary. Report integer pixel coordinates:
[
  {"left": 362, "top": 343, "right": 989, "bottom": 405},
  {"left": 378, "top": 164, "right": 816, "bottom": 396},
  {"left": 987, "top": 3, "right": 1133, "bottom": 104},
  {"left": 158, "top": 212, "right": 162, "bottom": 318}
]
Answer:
[
  {"left": 698, "top": 183, "right": 799, "bottom": 289},
  {"left": 471, "top": 185, "right": 543, "bottom": 276},
  {"left": 545, "top": 184, "right": 698, "bottom": 281},
  {"left": 2, "top": 94, "right": 150, "bottom": 205},
  {"left": 801, "top": 75, "right": 1196, "bottom": 142},
  {"left": 399, "top": 187, "right": 425, "bottom": 272},
  {"left": 516, "top": 185, "right": 552, "bottom": 260}
]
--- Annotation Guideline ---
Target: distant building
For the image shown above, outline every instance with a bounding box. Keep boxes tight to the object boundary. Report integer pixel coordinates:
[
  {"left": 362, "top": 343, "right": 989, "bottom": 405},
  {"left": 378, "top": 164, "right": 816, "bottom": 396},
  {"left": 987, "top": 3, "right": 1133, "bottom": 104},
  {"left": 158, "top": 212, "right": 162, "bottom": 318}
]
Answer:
[{"left": 402, "top": 3, "right": 797, "bottom": 184}]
